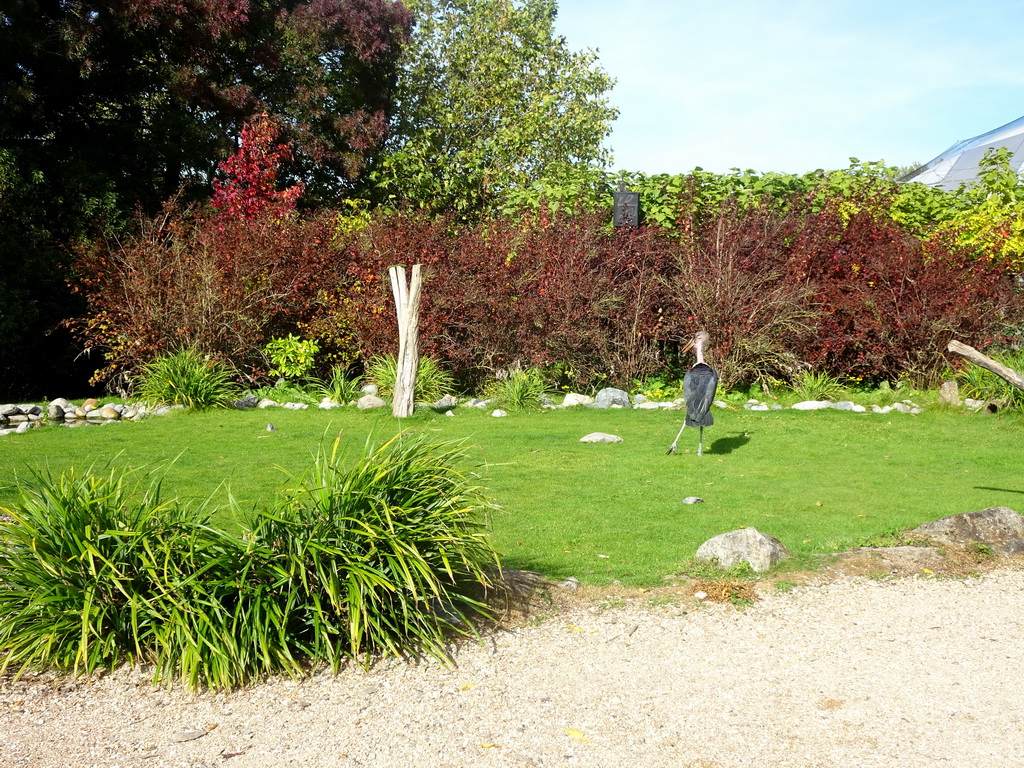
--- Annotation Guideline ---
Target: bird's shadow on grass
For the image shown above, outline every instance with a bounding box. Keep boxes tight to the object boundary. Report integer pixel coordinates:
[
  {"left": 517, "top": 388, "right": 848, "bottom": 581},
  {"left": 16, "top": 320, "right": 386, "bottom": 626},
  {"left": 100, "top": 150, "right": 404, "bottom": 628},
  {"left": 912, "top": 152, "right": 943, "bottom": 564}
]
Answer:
[
  {"left": 975, "top": 486, "right": 1024, "bottom": 495},
  {"left": 709, "top": 431, "right": 751, "bottom": 455}
]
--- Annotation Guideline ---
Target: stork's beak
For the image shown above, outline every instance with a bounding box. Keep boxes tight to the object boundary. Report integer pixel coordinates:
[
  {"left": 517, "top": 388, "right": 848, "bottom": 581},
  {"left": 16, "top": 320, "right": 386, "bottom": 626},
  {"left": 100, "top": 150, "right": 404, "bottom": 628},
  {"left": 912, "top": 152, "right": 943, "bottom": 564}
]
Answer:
[{"left": 681, "top": 337, "right": 696, "bottom": 353}]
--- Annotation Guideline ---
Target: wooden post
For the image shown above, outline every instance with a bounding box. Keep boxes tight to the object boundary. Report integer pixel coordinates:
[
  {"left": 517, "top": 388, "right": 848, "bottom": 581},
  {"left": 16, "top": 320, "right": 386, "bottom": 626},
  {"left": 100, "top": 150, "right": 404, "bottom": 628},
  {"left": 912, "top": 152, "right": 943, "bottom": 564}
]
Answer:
[
  {"left": 389, "top": 264, "right": 423, "bottom": 418},
  {"left": 948, "top": 339, "right": 1024, "bottom": 392}
]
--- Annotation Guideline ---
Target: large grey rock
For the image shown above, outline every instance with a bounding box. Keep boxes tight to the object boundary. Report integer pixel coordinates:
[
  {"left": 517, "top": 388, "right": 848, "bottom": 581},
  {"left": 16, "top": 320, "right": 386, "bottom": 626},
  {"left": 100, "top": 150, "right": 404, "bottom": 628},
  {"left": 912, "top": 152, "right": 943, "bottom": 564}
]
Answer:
[
  {"left": 592, "top": 387, "right": 631, "bottom": 408},
  {"left": 579, "top": 432, "right": 623, "bottom": 443},
  {"left": 356, "top": 394, "right": 387, "bottom": 410},
  {"left": 695, "top": 527, "right": 789, "bottom": 573},
  {"left": 910, "top": 507, "right": 1024, "bottom": 555},
  {"left": 434, "top": 394, "right": 458, "bottom": 409}
]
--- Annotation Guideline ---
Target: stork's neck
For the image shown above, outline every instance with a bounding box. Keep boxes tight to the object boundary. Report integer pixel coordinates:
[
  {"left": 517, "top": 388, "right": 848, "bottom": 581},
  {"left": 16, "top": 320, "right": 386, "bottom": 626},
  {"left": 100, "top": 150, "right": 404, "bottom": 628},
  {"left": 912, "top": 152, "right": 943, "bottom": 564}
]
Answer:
[{"left": 695, "top": 336, "right": 705, "bottom": 365}]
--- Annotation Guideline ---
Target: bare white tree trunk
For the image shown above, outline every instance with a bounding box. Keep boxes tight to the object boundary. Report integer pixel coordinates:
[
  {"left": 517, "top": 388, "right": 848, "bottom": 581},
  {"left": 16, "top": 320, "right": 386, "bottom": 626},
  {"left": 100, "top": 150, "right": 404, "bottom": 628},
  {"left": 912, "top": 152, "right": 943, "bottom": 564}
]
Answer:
[{"left": 389, "top": 264, "right": 423, "bottom": 418}]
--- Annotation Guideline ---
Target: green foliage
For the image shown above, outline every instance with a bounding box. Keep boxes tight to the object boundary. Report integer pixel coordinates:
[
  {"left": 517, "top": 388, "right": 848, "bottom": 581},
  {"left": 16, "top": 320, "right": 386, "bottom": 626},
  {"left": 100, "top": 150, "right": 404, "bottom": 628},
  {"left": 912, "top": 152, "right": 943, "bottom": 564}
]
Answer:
[
  {"left": 373, "top": 0, "right": 617, "bottom": 218},
  {"left": 264, "top": 334, "right": 321, "bottom": 381},
  {"left": 955, "top": 348, "right": 1024, "bottom": 410},
  {"left": 135, "top": 348, "right": 239, "bottom": 409},
  {"left": 790, "top": 370, "right": 846, "bottom": 401},
  {"left": 0, "top": 465, "right": 230, "bottom": 681},
  {"left": 0, "top": 436, "right": 499, "bottom": 688},
  {"left": 254, "top": 435, "right": 498, "bottom": 663},
  {"left": 366, "top": 355, "right": 456, "bottom": 404},
  {"left": 310, "top": 366, "right": 364, "bottom": 404},
  {"left": 484, "top": 369, "right": 551, "bottom": 409}
]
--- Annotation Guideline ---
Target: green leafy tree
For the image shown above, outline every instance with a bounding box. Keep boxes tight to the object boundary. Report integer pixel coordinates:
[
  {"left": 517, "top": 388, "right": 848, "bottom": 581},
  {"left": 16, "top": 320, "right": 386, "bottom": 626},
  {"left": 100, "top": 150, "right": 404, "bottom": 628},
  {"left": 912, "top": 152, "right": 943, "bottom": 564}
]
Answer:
[{"left": 372, "top": 0, "right": 618, "bottom": 217}]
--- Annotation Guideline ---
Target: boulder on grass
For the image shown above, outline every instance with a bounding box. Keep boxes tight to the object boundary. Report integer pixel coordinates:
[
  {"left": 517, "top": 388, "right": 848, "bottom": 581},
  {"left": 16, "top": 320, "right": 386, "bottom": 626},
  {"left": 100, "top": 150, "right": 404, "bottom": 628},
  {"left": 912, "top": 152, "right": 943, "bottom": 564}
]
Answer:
[
  {"left": 695, "top": 527, "right": 789, "bottom": 573},
  {"left": 592, "top": 387, "right": 631, "bottom": 408},
  {"left": 910, "top": 507, "right": 1024, "bottom": 555}
]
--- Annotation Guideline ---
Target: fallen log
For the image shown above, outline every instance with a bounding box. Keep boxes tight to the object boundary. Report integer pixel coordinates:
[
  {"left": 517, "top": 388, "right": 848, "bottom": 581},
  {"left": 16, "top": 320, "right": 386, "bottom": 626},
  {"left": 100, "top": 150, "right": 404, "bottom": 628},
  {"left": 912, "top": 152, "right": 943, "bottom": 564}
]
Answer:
[{"left": 947, "top": 339, "right": 1024, "bottom": 392}]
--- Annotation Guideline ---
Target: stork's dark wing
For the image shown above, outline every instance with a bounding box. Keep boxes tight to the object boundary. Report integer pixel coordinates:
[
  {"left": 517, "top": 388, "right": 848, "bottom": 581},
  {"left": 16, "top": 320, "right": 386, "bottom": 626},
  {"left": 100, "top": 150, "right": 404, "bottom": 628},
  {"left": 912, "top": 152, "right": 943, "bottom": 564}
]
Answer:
[{"left": 683, "top": 363, "right": 719, "bottom": 427}]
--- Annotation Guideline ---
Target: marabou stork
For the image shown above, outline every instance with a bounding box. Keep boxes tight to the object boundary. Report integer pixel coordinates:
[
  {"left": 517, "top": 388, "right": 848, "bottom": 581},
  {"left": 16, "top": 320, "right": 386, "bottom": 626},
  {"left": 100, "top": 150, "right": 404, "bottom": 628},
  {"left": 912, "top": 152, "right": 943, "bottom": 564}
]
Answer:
[{"left": 666, "top": 330, "right": 719, "bottom": 456}]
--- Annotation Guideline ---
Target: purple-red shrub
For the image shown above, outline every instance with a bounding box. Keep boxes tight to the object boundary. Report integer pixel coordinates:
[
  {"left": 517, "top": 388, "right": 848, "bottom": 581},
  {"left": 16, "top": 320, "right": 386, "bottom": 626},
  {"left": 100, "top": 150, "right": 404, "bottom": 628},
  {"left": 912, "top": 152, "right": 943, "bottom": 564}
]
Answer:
[
  {"left": 68, "top": 204, "right": 342, "bottom": 389},
  {"left": 787, "top": 203, "right": 1023, "bottom": 383},
  {"left": 664, "top": 201, "right": 821, "bottom": 388},
  {"left": 339, "top": 209, "right": 676, "bottom": 390}
]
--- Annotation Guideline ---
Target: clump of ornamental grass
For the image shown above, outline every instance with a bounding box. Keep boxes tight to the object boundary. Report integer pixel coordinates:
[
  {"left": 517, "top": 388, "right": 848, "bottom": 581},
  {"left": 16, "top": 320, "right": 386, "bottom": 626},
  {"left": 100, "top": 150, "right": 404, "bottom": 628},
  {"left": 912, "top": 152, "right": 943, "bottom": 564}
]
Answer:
[
  {"left": 0, "top": 436, "right": 500, "bottom": 689},
  {"left": 134, "top": 347, "right": 239, "bottom": 409},
  {"left": 250, "top": 434, "right": 499, "bottom": 665},
  {"left": 789, "top": 369, "right": 845, "bottom": 401},
  {"left": 309, "top": 365, "right": 364, "bottom": 404},
  {"left": 366, "top": 354, "right": 456, "bottom": 404},
  {"left": 484, "top": 368, "right": 551, "bottom": 410},
  {"left": 955, "top": 348, "right": 1024, "bottom": 411}
]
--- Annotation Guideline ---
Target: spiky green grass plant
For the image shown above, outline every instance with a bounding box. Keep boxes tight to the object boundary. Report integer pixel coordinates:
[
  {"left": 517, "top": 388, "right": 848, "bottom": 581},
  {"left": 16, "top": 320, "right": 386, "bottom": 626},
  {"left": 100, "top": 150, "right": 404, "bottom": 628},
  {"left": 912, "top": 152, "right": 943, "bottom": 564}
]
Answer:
[
  {"left": 484, "top": 368, "right": 550, "bottom": 410},
  {"left": 366, "top": 354, "right": 456, "bottom": 404},
  {"left": 0, "top": 436, "right": 499, "bottom": 688},
  {"left": 956, "top": 348, "right": 1024, "bottom": 410},
  {"left": 135, "top": 347, "right": 239, "bottom": 409},
  {"left": 789, "top": 369, "right": 845, "bottom": 401},
  {"left": 310, "top": 366, "right": 364, "bottom": 404},
  {"left": 252, "top": 435, "right": 499, "bottom": 664}
]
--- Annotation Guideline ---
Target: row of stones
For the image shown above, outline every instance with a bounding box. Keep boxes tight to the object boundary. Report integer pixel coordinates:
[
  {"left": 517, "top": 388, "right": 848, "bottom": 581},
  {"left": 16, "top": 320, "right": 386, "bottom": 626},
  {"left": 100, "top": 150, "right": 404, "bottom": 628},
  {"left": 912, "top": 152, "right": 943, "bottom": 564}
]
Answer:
[{"left": 0, "top": 398, "right": 181, "bottom": 436}]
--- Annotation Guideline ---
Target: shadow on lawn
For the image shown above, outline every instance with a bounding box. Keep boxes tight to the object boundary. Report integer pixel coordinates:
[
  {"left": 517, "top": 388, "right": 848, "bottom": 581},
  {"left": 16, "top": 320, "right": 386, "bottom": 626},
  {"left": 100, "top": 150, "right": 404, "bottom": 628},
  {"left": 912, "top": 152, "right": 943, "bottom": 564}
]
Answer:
[
  {"left": 975, "top": 486, "right": 1024, "bottom": 495},
  {"left": 709, "top": 431, "right": 751, "bottom": 455}
]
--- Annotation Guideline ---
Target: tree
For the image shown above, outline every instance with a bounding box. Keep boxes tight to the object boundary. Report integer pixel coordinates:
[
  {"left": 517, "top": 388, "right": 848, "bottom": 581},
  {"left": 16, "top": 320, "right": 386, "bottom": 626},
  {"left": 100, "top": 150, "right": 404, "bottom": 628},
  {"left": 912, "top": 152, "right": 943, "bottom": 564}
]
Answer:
[
  {"left": 372, "top": 0, "right": 618, "bottom": 217},
  {"left": 1, "top": 0, "right": 412, "bottom": 208},
  {"left": 0, "top": 0, "right": 411, "bottom": 397}
]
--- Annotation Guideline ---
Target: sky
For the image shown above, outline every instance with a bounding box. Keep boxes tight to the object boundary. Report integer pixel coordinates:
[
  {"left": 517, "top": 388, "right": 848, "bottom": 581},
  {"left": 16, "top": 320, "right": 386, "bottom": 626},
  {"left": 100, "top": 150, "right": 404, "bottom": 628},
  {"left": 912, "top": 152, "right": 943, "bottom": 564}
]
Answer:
[{"left": 552, "top": 0, "right": 1024, "bottom": 176}]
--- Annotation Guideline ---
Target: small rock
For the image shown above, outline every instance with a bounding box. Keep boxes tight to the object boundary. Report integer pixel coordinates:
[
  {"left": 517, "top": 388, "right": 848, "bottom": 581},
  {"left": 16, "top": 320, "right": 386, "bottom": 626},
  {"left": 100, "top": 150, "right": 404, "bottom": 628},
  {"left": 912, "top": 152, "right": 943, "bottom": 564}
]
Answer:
[
  {"left": 356, "top": 394, "right": 387, "bottom": 410},
  {"left": 682, "top": 496, "right": 704, "bottom": 504},
  {"left": 556, "top": 577, "right": 580, "bottom": 590},
  {"left": 266, "top": 423, "right": 277, "bottom": 431},
  {"left": 434, "top": 394, "right": 458, "bottom": 409},
  {"left": 360, "top": 383, "right": 380, "bottom": 396},
  {"left": 257, "top": 398, "right": 279, "bottom": 409},
  {"left": 694, "top": 591, "right": 708, "bottom": 600},
  {"left": 791, "top": 400, "right": 832, "bottom": 410},
  {"left": 938, "top": 380, "right": 960, "bottom": 406},
  {"left": 562, "top": 393, "right": 594, "bottom": 407},
  {"left": 491, "top": 409, "right": 508, "bottom": 418},
  {"left": 579, "top": 432, "right": 623, "bottom": 443}
]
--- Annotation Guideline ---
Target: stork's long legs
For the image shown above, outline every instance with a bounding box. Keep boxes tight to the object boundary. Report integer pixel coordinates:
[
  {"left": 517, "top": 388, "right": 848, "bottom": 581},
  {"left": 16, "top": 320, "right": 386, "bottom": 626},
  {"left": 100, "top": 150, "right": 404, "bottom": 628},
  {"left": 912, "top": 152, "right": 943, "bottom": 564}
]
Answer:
[
  {"left": 697, "top": 426, "right": 704, "bottom": 457},
  {"left": 666, "top": 421, "right": 687, "bottom": 455}
]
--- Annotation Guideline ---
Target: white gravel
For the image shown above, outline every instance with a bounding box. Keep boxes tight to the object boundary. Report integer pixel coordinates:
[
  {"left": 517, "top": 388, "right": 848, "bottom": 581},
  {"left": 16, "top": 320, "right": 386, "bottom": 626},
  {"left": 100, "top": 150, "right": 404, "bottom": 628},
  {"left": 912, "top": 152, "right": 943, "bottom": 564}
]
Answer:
[{"left": 3, "top": 568, "right": 1024, "bottom": 768}]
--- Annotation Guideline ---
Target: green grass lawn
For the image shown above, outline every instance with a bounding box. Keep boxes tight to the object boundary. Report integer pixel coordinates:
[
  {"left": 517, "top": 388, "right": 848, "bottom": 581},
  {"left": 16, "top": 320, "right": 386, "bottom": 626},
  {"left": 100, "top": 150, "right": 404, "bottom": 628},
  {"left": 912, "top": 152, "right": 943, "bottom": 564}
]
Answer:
[{"left": 2, "top": 404, "right": 1021, "bottom": 586}]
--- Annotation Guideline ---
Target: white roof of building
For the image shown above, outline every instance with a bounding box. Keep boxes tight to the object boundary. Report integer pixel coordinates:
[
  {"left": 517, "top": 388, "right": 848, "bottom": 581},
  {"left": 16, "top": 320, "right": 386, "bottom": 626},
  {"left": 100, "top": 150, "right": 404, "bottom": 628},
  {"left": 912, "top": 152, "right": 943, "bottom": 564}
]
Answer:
[{"left": 902, "top": 114, "right": 1024, "bottom": 190}]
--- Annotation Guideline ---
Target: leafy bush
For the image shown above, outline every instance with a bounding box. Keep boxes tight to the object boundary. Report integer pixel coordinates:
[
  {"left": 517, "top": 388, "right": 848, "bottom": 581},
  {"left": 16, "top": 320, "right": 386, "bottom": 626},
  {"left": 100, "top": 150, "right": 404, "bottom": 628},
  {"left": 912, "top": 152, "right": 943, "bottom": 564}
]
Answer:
[
  {"left": 68, "top": 202, "right": 343, "bottom": 390},
  {"left": 484, "top": 368, "right": 550, "bottom": 409},
  {"left": 366, "top": 354, "right": 456, "bottom": 404},
  {"left": 135, "top": 347, "right": 239, "bottom": 408},
  {"left": 0, "top": 437, "right": 500, "bottom": 689},
  {"left": 667, "top": 201, "right": 820, "bottom": 388},
  {"left": 264, "top": 334, "right": 320, "bottom": 380},
  {"left": 788, "top": 204, "right": 1024, "bottom": 385}
]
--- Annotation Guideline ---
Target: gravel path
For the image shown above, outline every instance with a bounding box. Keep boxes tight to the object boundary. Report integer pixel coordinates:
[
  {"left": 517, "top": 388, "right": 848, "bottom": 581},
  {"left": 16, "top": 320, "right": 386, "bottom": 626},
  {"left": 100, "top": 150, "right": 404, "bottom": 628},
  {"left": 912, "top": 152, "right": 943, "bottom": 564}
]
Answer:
[{"left": 3, "top": 568, "right": 1024, "bottom": 768}]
